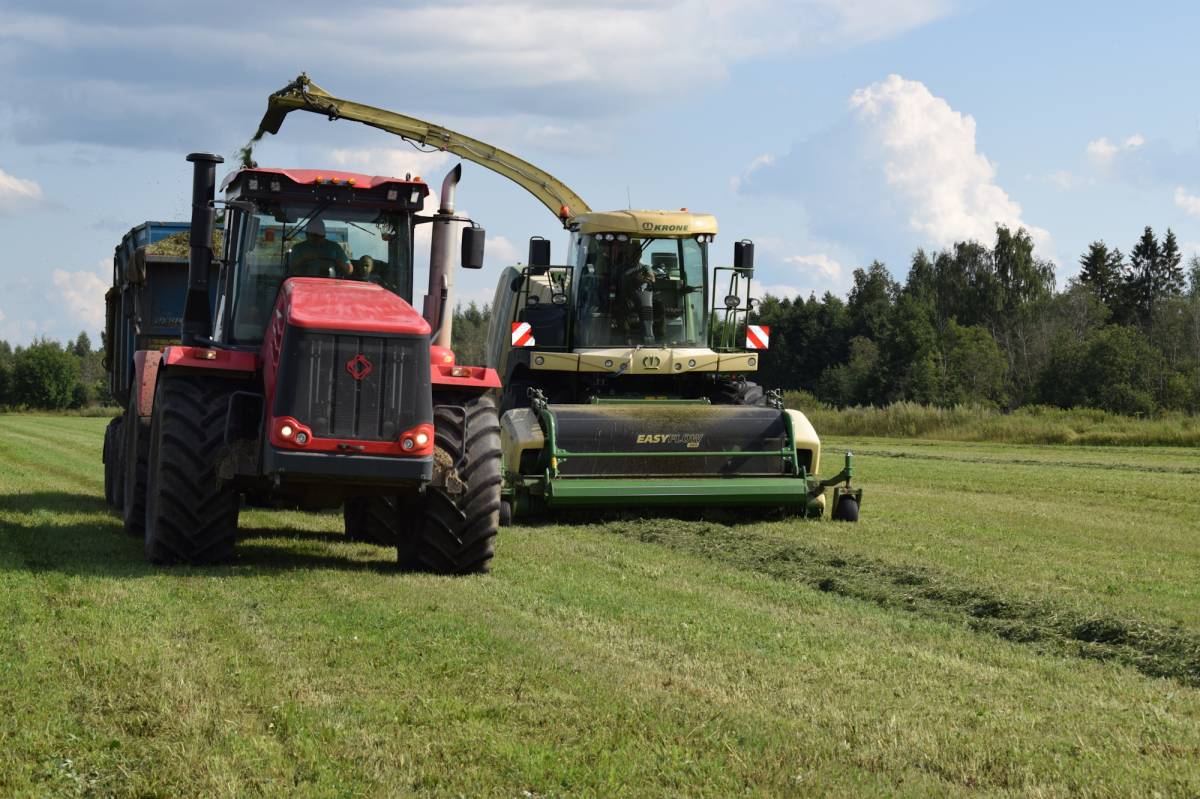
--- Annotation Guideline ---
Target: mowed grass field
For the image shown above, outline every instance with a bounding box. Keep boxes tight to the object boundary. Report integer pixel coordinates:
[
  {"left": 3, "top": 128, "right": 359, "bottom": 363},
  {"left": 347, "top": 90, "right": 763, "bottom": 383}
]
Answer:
[{"left": 1, "top": 415, "right": 1198, "bottom": 797}]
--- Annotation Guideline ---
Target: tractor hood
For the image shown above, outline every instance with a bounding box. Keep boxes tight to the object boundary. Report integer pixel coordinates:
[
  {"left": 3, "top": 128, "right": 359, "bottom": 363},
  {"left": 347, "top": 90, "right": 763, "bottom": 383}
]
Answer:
[{"left": 279, "top": 278, "right": 430, "bottom": 336}]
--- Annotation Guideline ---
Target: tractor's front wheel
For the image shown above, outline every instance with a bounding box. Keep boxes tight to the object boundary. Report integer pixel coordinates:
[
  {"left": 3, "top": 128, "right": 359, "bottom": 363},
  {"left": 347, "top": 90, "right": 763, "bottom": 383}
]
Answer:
[
  {"left": 143, "top": 374, "right": 240, "bottom": 565},
  {"left": 406, "top": 393, "right": 502, "bottom": 574},
  {"left": 343, "top": 496, "right": 409, "bottom": 549}
]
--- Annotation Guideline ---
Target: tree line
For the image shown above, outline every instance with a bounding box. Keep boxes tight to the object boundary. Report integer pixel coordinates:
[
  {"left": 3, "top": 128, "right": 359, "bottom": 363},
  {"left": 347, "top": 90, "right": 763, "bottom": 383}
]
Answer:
[
  {"left": 756, "top": 225, "right": 1200, "bottom": 415},
  {"left": 5, "top": 226, "right": 1198, "bottom": 416},
  {"left": 0, "top": 332, "right": 109, "bottom": 410}
]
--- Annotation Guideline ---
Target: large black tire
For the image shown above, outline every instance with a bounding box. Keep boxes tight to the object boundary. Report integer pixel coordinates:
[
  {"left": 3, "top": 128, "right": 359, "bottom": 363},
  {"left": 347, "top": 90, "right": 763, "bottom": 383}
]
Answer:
[
  {"left": 343, "top": 496, "right": 407, "bottom": 547},
  {"left": 143, "top": 375, "right": 240, "bottom": 565},
  {"left": 712, "top": 378, "right": 765, "bottom": 406},
  {"left": 122, "top": 396, "right": 150, "bottom": 537},
  {"left": 831, "top": 495, "right": 859, "bottom": 523},
  {"left": 102, "top": 416, "right": 122, "bottom": 507},
  {"left": 406, "top": 394, "right": 502, "bottom": 574}
]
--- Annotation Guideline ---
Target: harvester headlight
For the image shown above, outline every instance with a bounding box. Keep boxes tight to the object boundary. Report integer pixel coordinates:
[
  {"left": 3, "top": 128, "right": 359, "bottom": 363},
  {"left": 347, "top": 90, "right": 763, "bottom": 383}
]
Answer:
[
  {"left": 688, "top": 359, "right": 697, "bottom": 368},
  {"left": 748, "top": 357, "right": 757, "bottom": 366},
  {"left": 280, "top": 424, "right": 294, "bottom": 439},
  {"left": 674, "top": 363, "right": 682, "bottom": 371},
  {"left": 604, "top": 359, "right": 614, "bottom": 368},
  {"left": 617, "top": 234, "right": 629, "bottom": 242},
  {"left": 534, "top": 356, "right": 545, "bottom": 366},
  {"left": 415, "top": 432, "right": 430, "bottom": 447}
]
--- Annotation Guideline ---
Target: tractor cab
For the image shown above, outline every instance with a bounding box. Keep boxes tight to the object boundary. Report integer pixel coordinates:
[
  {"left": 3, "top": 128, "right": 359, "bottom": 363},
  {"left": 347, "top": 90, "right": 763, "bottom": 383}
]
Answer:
[{"left": 215, "top": 168, "right": 431, "bottom": 344}]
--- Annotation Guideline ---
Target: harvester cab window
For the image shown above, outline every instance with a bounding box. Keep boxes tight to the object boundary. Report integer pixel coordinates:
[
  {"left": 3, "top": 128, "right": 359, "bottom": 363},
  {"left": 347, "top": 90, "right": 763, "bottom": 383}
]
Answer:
[
  {"left": 227, "top": 207, "right": 411, "bottom": 343},
  {"left": 575, "top": 234, "right": 707, "bottom": 348}
]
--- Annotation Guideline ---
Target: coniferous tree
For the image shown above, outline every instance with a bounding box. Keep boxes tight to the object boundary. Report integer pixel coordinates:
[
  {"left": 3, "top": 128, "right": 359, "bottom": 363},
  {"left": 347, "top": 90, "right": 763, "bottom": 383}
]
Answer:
[
  {"left": 1121, "top": 226, "right": 1159, "bottom": 328},
  {"left": 1078, "top": 241, "right": 1122, "bottom": 308},
  {"left": 1159, "top": 228, "right": 1186, "bottom": 297}
]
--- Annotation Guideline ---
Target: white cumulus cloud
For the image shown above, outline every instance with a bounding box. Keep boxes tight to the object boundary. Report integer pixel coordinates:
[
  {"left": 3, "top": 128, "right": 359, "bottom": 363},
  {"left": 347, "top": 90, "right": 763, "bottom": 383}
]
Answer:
[
  {"left": 0, "top": 166, "right": 43, "bottom": 213},
  {"left": 784, "top": 253, "right": 842, "bottom": 280},
  {"left": 740, "top": 74, "right": 1048, "bottom": 253},
  {"left": 50, "top": 262, "right": 108, "bottom": 333},
  {"left": 1174, "top": 186, "right": 1200, "bottom": 220},
  {"left": 328, "top": 148, "right": 452, "bottom": 184}
]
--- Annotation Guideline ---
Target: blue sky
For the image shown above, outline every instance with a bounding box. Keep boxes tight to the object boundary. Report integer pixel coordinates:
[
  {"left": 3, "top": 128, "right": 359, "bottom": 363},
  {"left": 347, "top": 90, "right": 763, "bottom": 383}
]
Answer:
[{"left": 2, "top": 0, "right": 1200, "bottom": 344}]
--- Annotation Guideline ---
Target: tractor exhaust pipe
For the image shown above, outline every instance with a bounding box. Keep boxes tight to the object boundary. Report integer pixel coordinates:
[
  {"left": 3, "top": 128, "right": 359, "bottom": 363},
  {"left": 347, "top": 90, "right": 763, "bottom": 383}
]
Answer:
[
  {"left": 424, "top": 164, "right": 464, "bottom": 348},
  {"left": 183, "top": 152, "right": 223, "bottom": 346}
]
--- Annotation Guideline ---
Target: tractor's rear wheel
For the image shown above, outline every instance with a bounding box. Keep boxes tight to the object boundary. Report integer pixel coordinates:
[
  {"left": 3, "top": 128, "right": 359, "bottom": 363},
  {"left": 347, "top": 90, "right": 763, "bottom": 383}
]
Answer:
[
  {"left": 343, "top": 496, "right": 408, "bottom": 548},
  {"left": 121, "top": 394, "right": 149, "bottom": 537},
  {"left": 143, "top": 374, "right": 239, "bottom": 565},
  {"left": 102, "top": 416, "right": 122, "bottom": 508},
  {"left": 713, "top": 378, "right": 765, "bottom": 406},
  {"left": 406, "top": 394, "right": 502, "bottom": 574}
]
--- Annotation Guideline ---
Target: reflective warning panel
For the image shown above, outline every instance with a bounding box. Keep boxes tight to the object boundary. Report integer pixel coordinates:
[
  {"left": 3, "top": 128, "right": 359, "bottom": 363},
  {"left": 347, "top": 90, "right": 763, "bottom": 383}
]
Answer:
[
  {"left": 746, "top": 324, "right": 770, "bottom": 350},
  {"left": 511, "top": 321, "right": 536, "bottom": 347}
]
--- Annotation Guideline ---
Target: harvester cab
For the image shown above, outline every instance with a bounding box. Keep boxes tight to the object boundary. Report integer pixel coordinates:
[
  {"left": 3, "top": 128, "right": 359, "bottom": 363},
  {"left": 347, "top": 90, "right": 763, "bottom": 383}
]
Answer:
[
  {"left": 105, "top": 151, "right": 504, "bottom": 572},
  {"left": 249, "top": 73, "right": 862, "bottom": 525}
]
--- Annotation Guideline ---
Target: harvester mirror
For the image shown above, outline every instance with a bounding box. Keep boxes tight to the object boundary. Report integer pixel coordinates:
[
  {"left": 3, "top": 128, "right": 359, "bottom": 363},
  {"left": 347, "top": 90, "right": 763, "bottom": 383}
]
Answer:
[
  {"left": 552, "top": 292, "right": 568, "bottom": 306},
  {"left": 528, "top": 236, "right": 551, "bottom": 267},
  {"left": 723, "top": 294, "right": 741, "bottom": 309},
  {"left": 733, "top": 239, "right": 755, "bottom": 275},
  {"left": 461, "top": 226, "right": 486, "bottom": 269}
]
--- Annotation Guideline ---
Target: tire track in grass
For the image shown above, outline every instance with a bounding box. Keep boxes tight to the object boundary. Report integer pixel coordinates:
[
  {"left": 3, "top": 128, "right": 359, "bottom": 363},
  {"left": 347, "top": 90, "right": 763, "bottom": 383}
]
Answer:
[
  {"left": 841, "top": 446, "right": 1200, "bottom": 476},
  {"left": 601, "top": 519, "right": 1200, "bottom": 687}
]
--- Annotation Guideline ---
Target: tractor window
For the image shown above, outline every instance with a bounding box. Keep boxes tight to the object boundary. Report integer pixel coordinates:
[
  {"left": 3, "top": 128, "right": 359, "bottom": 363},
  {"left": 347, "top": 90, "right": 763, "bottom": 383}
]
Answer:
[
  {"left": 574, "top": 234, "right": 708, "bottom": 348},
  {"left": 228, "top": 208, "right": 412, "bottom": 343}
]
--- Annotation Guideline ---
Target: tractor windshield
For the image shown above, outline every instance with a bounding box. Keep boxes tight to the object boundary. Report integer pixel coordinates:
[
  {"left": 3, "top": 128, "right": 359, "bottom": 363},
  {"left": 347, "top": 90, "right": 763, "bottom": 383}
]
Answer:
[
  {"left": 574, "top": 234, "right": 708, "bottom": 348},
  {"left": 227, "top": 205, "right": 412, "bottom": 343}
]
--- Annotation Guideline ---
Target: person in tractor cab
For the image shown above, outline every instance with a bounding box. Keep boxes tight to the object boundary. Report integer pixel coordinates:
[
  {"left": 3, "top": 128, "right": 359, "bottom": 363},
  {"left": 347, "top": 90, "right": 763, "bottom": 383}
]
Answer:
[{"left": 287, "top": 217, "right": 350, "bottom": 278}]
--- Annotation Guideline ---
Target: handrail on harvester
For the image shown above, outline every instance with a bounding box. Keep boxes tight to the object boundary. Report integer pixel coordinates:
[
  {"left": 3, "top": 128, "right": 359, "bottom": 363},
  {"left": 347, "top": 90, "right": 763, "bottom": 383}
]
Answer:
[{"left": 253, "top": 74, "right": 592, "bottom": 227}]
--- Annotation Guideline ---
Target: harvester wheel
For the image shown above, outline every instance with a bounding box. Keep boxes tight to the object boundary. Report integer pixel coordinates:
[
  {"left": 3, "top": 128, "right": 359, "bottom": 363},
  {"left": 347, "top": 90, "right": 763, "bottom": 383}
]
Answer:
[
  {"left": 343, "top": 496, "right": 406, "bottom": 547},
  {"left": 713, "top": 378, "right": 765, "bottom": 406},
  {"left": 498, "top": 498, "right": 513, "bottom": 528},
  {"left": 832, "top": 495, "right": 859, "bottom": 523},
  {"left": 121, "top": 395, "right": 150, "bottom": 537},
  {"left": 407, "top": 393, "right": 502, "bottom": 574},
  {"left": 102, "top": 416, "right": 122, "bottom": 507},
  {"left": 143, "top": 375, "right": 239, "bottom": 565}
]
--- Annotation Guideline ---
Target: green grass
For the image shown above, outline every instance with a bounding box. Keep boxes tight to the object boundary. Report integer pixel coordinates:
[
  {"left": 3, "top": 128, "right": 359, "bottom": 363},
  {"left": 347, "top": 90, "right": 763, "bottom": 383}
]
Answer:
[
  {"left": 1, "top": 415, "right": 1198, "bottom": 797},
  {"left": 787, "top": 394, "right": 1200, "bottom": 446}
]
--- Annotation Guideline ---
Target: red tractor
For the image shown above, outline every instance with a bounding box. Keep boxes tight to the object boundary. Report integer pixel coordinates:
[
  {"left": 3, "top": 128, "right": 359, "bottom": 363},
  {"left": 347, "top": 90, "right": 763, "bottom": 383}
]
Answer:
[{"left": 114, "top": 153, "right": 501, "bottom": 572}]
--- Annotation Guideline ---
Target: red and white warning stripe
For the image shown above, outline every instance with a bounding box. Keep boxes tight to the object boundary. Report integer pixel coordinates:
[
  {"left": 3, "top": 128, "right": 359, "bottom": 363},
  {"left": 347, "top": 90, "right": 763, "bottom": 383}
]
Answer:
[
  {"left": 745, "top": 324, "right": 770, "bottom": 350},
  {"left": 511, "top": 321, "right": 536, "bottom": 348}
]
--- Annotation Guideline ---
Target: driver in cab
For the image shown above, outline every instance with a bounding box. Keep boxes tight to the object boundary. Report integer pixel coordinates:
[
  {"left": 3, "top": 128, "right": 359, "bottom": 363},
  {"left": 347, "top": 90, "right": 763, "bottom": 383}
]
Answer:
[{"left": 288, "top": 218, "right": 349, "bottom": 278}]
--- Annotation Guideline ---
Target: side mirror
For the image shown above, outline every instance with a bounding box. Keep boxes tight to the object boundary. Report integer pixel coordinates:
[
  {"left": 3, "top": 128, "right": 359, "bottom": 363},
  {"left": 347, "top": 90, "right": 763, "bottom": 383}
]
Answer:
[
  {"left": 734, "top": 239, "right": 754, "bottom": 275},
  {"left": 528, "top": 236, "right": 551, "bottom": 267},
  {"left": 461, "top": 226, "right": 485, "bottom": 269},
  {"left": 724, "top": 294, "right": 741, "bottom": 309}
]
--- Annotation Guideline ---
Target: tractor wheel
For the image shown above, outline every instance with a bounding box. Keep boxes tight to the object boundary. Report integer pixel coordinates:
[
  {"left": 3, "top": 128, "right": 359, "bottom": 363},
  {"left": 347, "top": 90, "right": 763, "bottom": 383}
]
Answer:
[
  {"left": 112, "top": 416, "right": 126, "bottom": 513},
  {"left": 498, "top": 498, "right": 513, "bottom": 528},
  {"left": 102, "top": 416, "right": 122, "bottom": 507},
  {"left": 121, "top": 395, "right": 150, "bottom": 537},
  {"left": 713, "top": 378, "right": 765, "bottom": 406},
  {"left": 831, "top": 495, "right": 859, "bottom": 523},
  {"left": 343, "top": 496, "right": 407, "bottom": 547},
  {"left": 500, "top": 378, "right": 532, "bottom": 413},
  {"left": 407, "top": 393, "right": 502, "bottom": 574},
  {"left": 143, "top": 375, "right": 239, "bottom": 565}
]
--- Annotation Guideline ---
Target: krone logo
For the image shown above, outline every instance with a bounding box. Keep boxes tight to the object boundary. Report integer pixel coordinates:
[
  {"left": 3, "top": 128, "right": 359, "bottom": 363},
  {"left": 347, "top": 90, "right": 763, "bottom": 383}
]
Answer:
[{"left": 641, "top": 356, "right": 661, "bottom": 369}]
